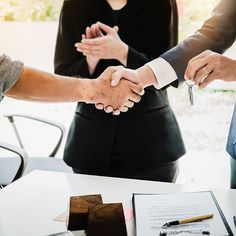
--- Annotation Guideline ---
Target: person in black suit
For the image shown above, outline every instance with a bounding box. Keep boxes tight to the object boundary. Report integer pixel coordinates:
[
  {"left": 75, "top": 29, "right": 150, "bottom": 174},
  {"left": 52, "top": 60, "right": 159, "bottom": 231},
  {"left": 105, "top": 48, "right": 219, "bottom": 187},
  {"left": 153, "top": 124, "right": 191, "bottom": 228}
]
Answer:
[
  {"left": 110, "top": 0, "right": 236, "bottom": 188},
  {"left": 54, "top": 0, "right": 185, "bottom": 182}
]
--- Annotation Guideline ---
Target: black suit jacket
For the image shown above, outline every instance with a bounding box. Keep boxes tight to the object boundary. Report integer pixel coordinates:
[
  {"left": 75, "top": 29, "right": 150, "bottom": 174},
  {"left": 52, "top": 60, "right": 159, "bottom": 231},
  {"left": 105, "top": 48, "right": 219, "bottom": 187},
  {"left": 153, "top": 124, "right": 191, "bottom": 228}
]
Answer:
[
  {"left": 54, "top": 0, "right": 185, "bottom": 172},
  {"left": 161, "top": 0, "right": 236, "bottom": 86}
]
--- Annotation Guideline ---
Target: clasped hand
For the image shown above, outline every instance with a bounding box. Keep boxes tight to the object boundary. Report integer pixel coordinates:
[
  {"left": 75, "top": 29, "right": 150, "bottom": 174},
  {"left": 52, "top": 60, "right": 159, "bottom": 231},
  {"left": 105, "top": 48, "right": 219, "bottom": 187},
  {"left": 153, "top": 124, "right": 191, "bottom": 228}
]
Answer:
[{"left": 91, "top": 65, "right": 144, "bottom": 116}]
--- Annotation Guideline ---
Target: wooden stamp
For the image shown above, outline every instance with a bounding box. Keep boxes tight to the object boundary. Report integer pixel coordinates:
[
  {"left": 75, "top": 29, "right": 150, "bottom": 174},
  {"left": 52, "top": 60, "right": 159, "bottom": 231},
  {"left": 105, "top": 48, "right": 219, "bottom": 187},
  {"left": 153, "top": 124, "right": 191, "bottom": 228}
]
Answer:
[
  {"left": 86, "top": 203, "right": 127, "bottom": 236},
  {"left": 67, "top": 194, "right": 103, "bottom": 231}
]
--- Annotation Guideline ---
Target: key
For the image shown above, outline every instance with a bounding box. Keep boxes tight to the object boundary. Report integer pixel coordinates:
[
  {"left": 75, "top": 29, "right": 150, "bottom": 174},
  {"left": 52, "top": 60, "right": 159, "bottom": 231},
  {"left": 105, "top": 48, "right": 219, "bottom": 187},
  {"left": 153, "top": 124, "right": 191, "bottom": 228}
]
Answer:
[{"left": 186, "top": 81, "right": 195, "bottom": 105}]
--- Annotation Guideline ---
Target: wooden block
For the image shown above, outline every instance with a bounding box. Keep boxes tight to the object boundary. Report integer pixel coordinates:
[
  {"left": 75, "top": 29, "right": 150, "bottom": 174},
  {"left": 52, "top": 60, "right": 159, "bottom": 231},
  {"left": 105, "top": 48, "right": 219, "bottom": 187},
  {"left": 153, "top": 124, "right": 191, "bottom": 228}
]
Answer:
[
  {"left": 67, "top": 194, "right": 103, "bottom": 231},
  {"left": 87, "top": 203, "right": 127, "bottom": 236}
]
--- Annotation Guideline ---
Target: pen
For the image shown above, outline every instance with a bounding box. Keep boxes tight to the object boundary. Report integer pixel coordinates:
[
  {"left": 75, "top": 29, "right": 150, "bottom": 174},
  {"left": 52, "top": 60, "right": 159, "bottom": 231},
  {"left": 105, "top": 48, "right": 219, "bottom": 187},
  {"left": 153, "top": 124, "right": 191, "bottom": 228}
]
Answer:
[
  {"left": 233, "top": 216, "right": 236, "bottom": 228},
  {"left": 162, "top": 214, "right": 214, "bottom": 227},
  {"left": 159, "top": 230, "right": 210, "bottom": 236}
]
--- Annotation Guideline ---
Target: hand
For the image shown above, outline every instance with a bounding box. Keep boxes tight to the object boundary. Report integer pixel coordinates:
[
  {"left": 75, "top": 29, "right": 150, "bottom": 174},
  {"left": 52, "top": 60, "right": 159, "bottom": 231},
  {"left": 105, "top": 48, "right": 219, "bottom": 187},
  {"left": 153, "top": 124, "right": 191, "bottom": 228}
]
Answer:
[
  {"left": 76, "top": 22, "right": 128, "bottom": 66},
  {"left": 95, "top": 65, "right": 158, "bottom": 115},
  {"left": 184, "top": 50, "right": 236, "bottom": 89},
  {"left": 110, "top": 65, "right": 159, "bottom": 88},
  {"left": 75, "top": 23, "right": 102, "bottom": 75},
  {"left": 87, "top": 66, "right": 144, "bottom": 115}
]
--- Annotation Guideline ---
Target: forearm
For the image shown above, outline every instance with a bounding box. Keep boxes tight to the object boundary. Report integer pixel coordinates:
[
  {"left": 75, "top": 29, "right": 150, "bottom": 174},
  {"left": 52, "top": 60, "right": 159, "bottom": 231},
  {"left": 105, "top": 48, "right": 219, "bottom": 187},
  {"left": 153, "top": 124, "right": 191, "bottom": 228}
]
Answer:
[
  {"left": 86, "top": 57, "right": 99, "bottom": 75},
  {"left": 117, "top": 42, "right": 128, "bottom": 66},
  {"left": 4, "top": 66, "right": 91, "bottom": 103},
  {"left": 136, "top": 64, "right": 159, "bottom": 88}
]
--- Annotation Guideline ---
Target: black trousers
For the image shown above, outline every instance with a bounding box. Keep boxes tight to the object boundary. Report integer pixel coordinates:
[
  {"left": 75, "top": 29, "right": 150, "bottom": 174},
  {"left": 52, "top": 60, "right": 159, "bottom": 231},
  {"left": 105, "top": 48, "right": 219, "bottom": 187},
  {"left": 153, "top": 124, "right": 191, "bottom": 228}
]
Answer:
[{"left": 73, "top": 158, "right": 179, "bottom": 183}]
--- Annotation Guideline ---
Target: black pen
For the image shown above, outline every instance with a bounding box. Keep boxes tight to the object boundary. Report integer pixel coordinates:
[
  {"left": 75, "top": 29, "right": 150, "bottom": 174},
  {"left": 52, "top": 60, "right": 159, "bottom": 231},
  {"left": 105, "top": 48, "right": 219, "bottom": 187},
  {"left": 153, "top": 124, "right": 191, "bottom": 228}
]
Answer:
[{"left": 162, "top": 214, "right": 214, "bottom": 227}]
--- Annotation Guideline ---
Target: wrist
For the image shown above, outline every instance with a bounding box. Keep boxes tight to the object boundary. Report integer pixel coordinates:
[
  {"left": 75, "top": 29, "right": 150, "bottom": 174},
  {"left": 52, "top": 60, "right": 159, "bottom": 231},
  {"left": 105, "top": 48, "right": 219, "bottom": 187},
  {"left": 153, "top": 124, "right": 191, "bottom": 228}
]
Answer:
[
  {"left": 86, "top": 57, "right": 99, "bottom": 75},
  {"left": 77, "top": 79, "right": 95, "bottom": 103},
  {"left": 117, "top": 42, "right": 128, "bottom": 66},
  {"left": 137, "top": 65, "right": 159, "bottom": 88}
]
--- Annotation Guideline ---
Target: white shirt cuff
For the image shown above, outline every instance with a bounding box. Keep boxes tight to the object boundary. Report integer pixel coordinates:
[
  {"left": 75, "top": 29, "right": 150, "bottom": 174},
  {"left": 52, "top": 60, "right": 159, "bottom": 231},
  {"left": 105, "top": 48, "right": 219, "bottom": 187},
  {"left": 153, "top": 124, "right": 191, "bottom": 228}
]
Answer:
[{"left": 146, "top": 58, "right": 177, "bottom": 89}]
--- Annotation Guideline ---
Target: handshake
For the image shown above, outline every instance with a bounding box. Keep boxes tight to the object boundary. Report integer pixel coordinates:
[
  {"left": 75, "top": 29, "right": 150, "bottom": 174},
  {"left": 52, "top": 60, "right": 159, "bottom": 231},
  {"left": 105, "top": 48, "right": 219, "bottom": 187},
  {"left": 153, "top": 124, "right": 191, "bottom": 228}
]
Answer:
[
  {"left": 73, "top": 21, "right": 158, "bottom": 115},
  {"left": 85, "top": 65, "right": 158, "bottom": 115}
]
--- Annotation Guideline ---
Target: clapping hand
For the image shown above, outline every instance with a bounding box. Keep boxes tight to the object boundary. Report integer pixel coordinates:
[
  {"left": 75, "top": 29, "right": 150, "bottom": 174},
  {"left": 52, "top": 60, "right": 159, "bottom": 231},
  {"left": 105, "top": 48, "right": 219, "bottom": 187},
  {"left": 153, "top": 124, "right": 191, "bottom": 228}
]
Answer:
[
  {"left": 75, "top": 22, "right": 128, "bottom": 66},
  {"left": 75, "top": 23, "right": 103, "bottom": 75}
]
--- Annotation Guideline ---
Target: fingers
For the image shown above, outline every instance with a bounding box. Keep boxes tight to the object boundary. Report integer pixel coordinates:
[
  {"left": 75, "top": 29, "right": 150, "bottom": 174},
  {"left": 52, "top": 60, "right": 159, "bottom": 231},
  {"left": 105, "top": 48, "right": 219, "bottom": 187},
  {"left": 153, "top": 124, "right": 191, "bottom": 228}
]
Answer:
[
  {"left": 194, "top": 63, "right": 214, "bottom": 85},
  {"left": 131, "top": 84, "right": 145, "bottom": 96},
  {"left": 104, "top": 106, "right": 113, "bottom": 113},
  {"left": 97, "top": 21, "right": 114, "bottom": 34},
  {"left": 100, "top": 66, "right": 121, "bottom": 78},
  {"left": 76, "top": 43, "right": 101, "bottom": 54},
  {"left": 95, "top": 104, "right": 129, "bottom": 115},
  {"left": 198, "top": 72, "right": 216, "bottom": 89},
  {"left": 86, "top": 27, "right": 92, "bottom": 39},
  {"left": 124, "top": 100, "right": 134, "bottom": 108},
  {"left": 111, "top": 67, "right": 124, "bottom": 86},
  {"left": 184, "top": 50, "right": 215, "bottom": 82},
  {"left": 113, "top": 109, "right": 121, "bottom": 116},
  {"left": 119, "top": 106, "right": 129, "bottom": 113},
  {"left": 90, "top": 24, "right": 98, "bottom": 38},
  {"left": 111, "top": 67, "right": 138, "bottom": 86},
  {"left": 185, "top": 56, "right": 209, "bottom": 82},
  {"left": 128, "top": 92, "right": 141, "bottom": 103},
  {"left": 95, "top": 103, "right": 104, "bottom": 110},
  {"left": 95, "top": 23, "right": 103, "bottom": 37},
  {"left": 81, "top": 37, "right": 103, "bottom": 45}
]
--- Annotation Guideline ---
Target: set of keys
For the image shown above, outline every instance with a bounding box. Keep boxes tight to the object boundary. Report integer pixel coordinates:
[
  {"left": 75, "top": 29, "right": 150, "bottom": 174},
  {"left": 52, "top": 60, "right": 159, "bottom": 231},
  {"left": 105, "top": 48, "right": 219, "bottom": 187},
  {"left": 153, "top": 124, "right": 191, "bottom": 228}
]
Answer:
[{"left": 186, "top": 80, "right": 195, "bottom": 105}]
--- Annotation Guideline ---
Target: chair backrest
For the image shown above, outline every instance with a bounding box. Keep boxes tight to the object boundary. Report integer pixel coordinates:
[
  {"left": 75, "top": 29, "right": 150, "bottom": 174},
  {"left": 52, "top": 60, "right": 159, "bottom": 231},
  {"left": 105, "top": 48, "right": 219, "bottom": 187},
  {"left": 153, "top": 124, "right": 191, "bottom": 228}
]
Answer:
[
  {"left": 0, "top": 141, "right": 28, "bottom": 187},
  {"left": 4, "top": 113, "right": 66, "bottom": 157}
]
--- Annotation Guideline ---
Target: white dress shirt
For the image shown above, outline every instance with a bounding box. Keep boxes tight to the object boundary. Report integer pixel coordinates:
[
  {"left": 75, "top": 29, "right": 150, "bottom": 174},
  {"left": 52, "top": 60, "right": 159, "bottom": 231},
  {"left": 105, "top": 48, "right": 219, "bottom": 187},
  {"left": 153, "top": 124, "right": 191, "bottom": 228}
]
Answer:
[{"left": 146, "top": 58, "right": 177, "bottom": 89}]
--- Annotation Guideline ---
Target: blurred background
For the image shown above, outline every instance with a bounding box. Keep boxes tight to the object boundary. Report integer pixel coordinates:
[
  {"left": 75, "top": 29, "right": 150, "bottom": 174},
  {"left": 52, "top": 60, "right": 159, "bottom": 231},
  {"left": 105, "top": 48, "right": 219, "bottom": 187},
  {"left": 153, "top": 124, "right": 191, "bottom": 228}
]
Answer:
[{"left": 0, "top": 0, "right": 235, "bottom": 188}]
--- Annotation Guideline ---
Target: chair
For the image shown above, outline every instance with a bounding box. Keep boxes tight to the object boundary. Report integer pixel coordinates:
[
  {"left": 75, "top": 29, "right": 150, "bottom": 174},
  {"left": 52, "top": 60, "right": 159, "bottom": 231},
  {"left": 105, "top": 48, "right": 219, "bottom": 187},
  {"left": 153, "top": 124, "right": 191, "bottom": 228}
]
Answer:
[
  {"left": 0, "top": 114, "right": 72, "bottom": 188},
  {"left": 0, "top": 141, "right": 28, "bottom": 188}
]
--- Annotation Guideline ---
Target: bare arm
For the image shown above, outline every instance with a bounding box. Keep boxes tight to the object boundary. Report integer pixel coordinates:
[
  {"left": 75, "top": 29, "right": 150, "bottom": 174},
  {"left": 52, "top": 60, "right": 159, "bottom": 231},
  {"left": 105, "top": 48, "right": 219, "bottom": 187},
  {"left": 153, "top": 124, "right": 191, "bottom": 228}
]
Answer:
[
  {"left": 4, "top": 66, "right": 89, "bottom": 103},
  {"left": 4, "top": 66, "right": 143, "bottom": 113}
]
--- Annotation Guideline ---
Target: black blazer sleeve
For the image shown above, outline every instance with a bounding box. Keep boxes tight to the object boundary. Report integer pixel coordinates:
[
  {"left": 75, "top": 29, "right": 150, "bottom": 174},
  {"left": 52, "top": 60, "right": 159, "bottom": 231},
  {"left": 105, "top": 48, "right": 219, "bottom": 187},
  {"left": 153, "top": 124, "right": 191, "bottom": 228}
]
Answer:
[
  {"left": 161, "top": 0, "right": 236, "bottom": 87},
  {"left": 127, "top": 46, "right": 153, "bottom": 69},
  {"left": 54, "top": 0, "right": 92, "bottom": 78},
  {"left": 126, "top": 0, "right": 178, "bottom": 70}
]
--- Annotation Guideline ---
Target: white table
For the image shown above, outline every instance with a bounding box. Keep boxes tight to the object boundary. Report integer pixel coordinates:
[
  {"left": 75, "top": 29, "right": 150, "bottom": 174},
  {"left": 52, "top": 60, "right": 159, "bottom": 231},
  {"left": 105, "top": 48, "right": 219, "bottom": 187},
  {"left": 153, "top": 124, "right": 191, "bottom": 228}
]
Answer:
[{"left": 0, "top": 170, "right": 235, "bottom": 236}]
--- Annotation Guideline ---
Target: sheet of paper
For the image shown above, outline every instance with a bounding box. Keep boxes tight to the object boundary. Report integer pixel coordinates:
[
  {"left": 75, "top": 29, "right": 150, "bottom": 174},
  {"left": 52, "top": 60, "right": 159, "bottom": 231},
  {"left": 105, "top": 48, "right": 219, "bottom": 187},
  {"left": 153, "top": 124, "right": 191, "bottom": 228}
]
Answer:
[{"left": 133, "top": 191, "right": 230, "bottom": 236}]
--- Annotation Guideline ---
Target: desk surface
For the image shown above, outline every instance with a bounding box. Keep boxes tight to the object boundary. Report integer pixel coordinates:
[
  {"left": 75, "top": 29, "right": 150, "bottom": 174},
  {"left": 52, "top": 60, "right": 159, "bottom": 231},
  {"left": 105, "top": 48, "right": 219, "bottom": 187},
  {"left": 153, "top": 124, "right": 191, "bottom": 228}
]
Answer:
[{"left": 0, "top": 170, "right": 236, "bottom": 236}]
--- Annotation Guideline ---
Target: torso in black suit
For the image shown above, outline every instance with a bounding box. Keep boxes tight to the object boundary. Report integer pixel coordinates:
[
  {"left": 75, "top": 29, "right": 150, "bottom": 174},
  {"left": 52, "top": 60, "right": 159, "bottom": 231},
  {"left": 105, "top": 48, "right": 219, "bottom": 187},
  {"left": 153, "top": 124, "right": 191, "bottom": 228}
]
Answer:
[{"left": 54, "top": 0, "right": 185, "bottom": 173}]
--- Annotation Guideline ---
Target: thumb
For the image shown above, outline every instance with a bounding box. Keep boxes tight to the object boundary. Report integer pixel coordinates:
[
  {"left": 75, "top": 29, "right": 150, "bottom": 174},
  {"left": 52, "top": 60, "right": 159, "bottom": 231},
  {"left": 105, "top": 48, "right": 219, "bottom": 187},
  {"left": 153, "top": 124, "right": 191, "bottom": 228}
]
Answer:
[
  {"left": 98, "top": 21, "right": 114, "bottom": 34},
  {"left": 113, "top": 26, "right": 119, "bottom": 33},
  {"left": 100, "top": 66, "right": 122, "bottom": 80},
  {"left": 111, "top": 67, "right": 138, "bottom": 86}
]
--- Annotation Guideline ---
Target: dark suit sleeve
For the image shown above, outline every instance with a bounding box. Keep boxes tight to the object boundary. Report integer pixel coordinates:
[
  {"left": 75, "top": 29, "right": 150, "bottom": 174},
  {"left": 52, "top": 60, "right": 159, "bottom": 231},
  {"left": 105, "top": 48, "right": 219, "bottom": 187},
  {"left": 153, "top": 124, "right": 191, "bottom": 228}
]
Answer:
[
  {"left": 127, "top": 46, "right": 154, "bottom": 69},
  {"left": 161, "top": 0, "right": 236, "bottom": 87},
  {"left": 54, "top": 0, "right": 91, "bottom": 78}
]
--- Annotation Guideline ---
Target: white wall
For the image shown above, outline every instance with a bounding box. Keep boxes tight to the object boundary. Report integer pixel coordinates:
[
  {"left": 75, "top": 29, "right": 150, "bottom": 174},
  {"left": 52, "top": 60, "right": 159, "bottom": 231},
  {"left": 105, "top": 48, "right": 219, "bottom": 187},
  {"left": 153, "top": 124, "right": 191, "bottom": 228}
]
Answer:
[
  {"left": 1, "top": 21, "right": 236, "bottom": 89},
  {"left": 0, "top": 22, "right": 58, "bottom": 72}
]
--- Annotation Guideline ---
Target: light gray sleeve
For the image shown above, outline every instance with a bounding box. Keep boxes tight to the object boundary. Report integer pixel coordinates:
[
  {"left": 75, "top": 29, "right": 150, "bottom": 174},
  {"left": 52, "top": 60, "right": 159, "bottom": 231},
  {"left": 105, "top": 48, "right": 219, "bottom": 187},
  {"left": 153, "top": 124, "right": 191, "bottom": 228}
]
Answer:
[{"left": 0, "top": 54, "right": 24, "bottom": 100}]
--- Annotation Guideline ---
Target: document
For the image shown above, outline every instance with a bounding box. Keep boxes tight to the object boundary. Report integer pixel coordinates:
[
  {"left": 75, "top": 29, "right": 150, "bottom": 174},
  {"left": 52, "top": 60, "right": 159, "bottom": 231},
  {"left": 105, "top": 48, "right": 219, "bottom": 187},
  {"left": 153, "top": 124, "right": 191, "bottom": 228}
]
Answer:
[{"left": 133, "top": 191, "right": 233, "bottom": 236}]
